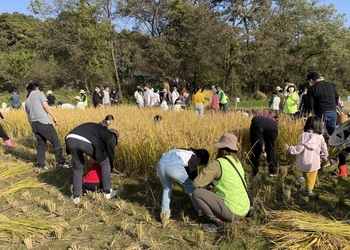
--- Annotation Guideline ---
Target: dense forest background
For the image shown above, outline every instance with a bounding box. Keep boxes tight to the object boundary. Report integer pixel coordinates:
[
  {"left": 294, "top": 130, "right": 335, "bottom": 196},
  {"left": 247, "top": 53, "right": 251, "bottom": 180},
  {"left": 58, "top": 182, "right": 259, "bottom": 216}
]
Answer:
[{"left": 0, "top": 0, "right": 350, "bottom": 99}]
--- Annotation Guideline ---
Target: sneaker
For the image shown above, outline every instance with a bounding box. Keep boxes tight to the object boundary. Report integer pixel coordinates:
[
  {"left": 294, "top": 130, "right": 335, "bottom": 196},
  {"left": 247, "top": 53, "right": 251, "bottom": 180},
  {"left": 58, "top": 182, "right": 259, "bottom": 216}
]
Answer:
[
  {"left": 294, "top": 176, "right": 305, "bottom": 186},
  {"left": 38, "top": 165, "right": 49, "bottom": 170},
  {"left": 198, "top": 210, "right": 204, "bottom": 217},
  {"left": 58, "top": 162, "right": 72, "bottom": 168},
  {"left": 202, "top": 220, "right": 226, "bottom": 233},
  {"left": 104, "top": 189, "right": 118, "bottom": 199},
  {"left": 302, "top": 189, "right": 314, "bottom": 197},
  {"left": 70, "top": 194, "right": 80, "bottom": 204},
  {"left": 268, "top": 173, "right": 277, "bottom": 177}
]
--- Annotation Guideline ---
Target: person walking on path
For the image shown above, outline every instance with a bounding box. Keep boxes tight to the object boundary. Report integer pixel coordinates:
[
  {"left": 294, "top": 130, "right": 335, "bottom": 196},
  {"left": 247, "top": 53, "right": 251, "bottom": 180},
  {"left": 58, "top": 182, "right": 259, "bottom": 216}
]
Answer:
[
  {"left": 193, "top": 133, "right": 250, "bottom": 232},
  {"left": 65, "top": 123, "right": 119, "bottom": 204},
  {"left": 307, "top": 71, "right": 339, "bottom": 137},
  {"left": 250, "top": 112, "right": 278, "bottom": 177},
  {"left": 25, "top": 82, "right": 70, "bottom": 170},
  {"left": 285, "top": 116, "right": 328, "bottom": 197}
]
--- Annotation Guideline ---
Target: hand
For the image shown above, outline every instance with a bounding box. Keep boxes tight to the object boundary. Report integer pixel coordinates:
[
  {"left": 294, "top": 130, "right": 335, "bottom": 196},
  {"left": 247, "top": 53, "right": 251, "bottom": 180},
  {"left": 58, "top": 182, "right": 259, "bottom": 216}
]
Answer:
[
  {"left": 284, "top": 144, "right": 289, "bottom": 150},
  {"left": 53, "top": 117, "right": 59, "bottom": 125}
]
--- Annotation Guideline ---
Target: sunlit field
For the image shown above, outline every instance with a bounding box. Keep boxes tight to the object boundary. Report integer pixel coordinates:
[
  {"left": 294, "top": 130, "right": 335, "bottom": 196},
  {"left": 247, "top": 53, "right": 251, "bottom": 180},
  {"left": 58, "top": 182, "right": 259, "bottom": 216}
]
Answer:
[{"left": 0, "top": 105, "right": 350, "bottom": 249}]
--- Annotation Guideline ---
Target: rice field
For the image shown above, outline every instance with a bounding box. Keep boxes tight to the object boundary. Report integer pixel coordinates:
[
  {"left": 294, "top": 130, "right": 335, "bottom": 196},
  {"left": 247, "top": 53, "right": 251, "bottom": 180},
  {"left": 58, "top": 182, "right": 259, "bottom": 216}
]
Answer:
[{"left": 0, "top": 105, "right": 350, "bottom": 249}]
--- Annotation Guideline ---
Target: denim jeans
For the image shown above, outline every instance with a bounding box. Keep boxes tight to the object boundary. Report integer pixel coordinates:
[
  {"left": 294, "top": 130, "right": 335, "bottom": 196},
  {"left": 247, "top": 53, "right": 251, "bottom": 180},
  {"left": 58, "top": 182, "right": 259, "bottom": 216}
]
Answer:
[
  {"left": 316, "top": 110, "right": 337, "bottom": 136},
  {"left": 157, "top": 149, "right": 199, "bottom": 214}
]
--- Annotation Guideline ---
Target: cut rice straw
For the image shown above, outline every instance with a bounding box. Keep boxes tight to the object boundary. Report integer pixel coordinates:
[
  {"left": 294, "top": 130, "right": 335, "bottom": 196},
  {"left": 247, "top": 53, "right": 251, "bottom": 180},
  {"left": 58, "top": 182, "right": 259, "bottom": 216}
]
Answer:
[
  {"left": 0, "top": 163, "right": 31, "bottom": 180},
  {"left": 262, "top": 210, "right": 350, "bottom": 249},
  {"left": 0, "top": 179, "right": 43, "bottom": 196}
]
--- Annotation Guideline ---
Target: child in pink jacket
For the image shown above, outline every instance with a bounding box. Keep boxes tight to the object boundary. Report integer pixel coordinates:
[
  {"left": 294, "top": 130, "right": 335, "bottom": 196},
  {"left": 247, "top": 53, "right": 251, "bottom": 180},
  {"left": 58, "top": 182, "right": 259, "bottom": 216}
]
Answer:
[{"left": 285, "top": 116, "right": 328, "bottom": 197}]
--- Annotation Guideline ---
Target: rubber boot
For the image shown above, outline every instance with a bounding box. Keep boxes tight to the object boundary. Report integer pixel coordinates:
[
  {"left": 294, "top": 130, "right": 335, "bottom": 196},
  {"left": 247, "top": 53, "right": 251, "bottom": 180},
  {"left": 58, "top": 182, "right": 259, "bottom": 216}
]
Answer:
[
  {"left": 4, "top": 139, "right": 14, "bottom": 147},
  {"left": 336, "top": 165, "right": 348, "bottom": 178}
]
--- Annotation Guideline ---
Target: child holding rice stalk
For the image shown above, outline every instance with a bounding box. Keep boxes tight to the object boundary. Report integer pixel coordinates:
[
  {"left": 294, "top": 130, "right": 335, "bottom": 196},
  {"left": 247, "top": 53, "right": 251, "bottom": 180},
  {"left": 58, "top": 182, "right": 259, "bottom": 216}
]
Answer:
[{"left": 285, "top": 116, "right": 328, "bottom": 197}]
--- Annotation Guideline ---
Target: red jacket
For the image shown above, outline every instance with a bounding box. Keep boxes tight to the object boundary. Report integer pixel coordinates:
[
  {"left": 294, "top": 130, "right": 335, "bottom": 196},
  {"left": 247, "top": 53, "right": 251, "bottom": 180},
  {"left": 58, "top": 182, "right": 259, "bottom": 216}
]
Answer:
[{"left": 83, "top": 162, "right": 101, "bottom": 183}]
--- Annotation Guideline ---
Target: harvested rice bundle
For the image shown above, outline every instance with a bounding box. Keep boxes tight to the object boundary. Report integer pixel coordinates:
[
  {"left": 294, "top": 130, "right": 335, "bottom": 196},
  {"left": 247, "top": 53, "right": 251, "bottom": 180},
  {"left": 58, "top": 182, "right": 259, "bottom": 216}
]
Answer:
[
  {"left": 262, "top": 210, "right": 350, "bottom": 249},
  {"left": 0, "top": 179, "right": 44, "bottom": 196},
  {"left": 0, "top": 163, "right": 31, "bottom": 180}
]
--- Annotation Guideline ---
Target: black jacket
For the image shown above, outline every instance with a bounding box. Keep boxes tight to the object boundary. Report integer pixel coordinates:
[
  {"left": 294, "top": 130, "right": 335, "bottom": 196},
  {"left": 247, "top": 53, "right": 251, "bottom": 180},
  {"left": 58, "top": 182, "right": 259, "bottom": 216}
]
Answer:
[
  {"left": 65, "top": 123, "right": 117, "bottom": 168},
  {"left": 307, "top": 80, "right": 338, "bottom": 114}
]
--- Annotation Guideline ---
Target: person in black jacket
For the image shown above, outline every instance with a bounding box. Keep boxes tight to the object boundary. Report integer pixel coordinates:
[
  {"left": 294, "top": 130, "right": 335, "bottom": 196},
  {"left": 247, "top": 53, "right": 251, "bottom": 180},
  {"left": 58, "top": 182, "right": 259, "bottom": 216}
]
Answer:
[
  {"left": 307, "top": 72, "right": 339, "bottom": 136},
  {"left": 250, "top": 113, "right": 278, "bottom": 177},
  {"left": 65, "top": 123, "right": 119, "bottom": 204},
  {"left": 92, "top": 85, "right": 104, "bottom": 108}
]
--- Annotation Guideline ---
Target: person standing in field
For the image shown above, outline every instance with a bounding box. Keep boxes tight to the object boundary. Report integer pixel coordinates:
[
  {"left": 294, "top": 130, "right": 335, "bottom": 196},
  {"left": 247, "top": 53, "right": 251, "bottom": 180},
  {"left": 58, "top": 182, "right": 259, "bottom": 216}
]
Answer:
[
  {"left": 93, "top": 85, "right": 104, "bottom": 108},
  {"left": 143, "top": 84, "right": 154, "bottom": 108},
  {"left": 209, "top": 88, "right": 219, "bottom": 113},
  {"left": 250, "top": 112, "right": 278, "bottom": 177},
  {"left": 79, "top": 89, "right": 88, "bottom": 108},
  {"left": 285, "top": 116, "right": 328, "bottom": 197},
  {"left": 275, "top": 86, "right": 284, "bottom": 114},
  {"left": 157, "top": 148, "right": 209, "bottom": 224},
  {"left": 65, "top": 123, "right": 119, "bottom": 204},
  {"left": 102, "top": 86, "right": 111, "bottom": 108},
  {"left": 283, "top": 84, "right": 299, "bottom": 115},
  {"left": 193, "top": 133, "right": 250, "bottom": 232},
  {"left": 110, "top": 87, "right": 120, "bottom": 106},
  {"left": 307, "top": 71, "right": 339, "bottom": 136},
  {"left": 25, "top": 82, "right": 71, "bottom": 170},
  {"left": 46, "top": 90, "right": 56, "bottom": 107},
  {"left": 192, "top": 86, "right": 204, "bottom": 116},
  {"left": 10, "top": 89, "right": 21, "bottom": 109},
  {"left": 74, "top": 96, "right": 85, "bottom": 109},
  {"left": 0, "top": 111, "right": 14, "bottom": 147},
  {"left": 268, "top": 90, "right": 280, "bottom": 116},
  {"left": 216, "top": 86, "right": 228, "bottom": 113},
  {"left": 171, "top": 87, "right": 180, "bottom": 106},
  {"left": 134, "top": 86, "right": 144, "bottom": 108}
]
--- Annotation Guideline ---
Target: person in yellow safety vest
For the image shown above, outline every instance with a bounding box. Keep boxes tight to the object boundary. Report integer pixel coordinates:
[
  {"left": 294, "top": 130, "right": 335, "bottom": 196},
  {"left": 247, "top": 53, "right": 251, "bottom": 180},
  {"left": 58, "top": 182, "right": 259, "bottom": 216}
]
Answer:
[
  {"left": 79, "top": 89, "right": 88, "bottom": 107},
  {"left": 216, "top": 86, "right": 228, "bottom": 113}
]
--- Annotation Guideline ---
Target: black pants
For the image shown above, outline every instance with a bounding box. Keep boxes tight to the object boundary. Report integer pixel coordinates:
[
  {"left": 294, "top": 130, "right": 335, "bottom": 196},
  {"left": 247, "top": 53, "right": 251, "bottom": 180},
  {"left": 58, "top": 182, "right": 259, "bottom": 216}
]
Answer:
[
  {"left": 0, "top": 124, "right": 9, "bottom": 141},
  {"left": 339, "top": 147, "right": 350, "bottom": 165},
  {"left": 250, "top": 125, "right": 278, "bottom": 175},
  {"left": 32, "top": 122, "right": 65, "bottom": 167}
]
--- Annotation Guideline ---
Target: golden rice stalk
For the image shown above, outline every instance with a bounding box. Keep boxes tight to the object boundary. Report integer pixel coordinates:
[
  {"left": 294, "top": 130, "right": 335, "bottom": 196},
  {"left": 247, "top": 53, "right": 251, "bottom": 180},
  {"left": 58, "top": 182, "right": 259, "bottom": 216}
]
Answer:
[
  {"left": 0, "top": 179, "right": 44, "bottom": 196},
  {"left": 0, "top": 163, "right": 31, "bottom": 179},
  {"left": 262, "top": 210, "right": 350, "bottom": 249},
  {"left": 0, "top": 215, "right": 67, "bottom": 243}
]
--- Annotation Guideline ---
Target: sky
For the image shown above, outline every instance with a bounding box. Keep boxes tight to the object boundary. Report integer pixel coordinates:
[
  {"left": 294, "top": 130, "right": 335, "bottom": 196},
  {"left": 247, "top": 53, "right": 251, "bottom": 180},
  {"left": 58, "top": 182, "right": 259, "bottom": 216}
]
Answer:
[{"left": 0, "top": 0, "right": 349, "bottom": 27}]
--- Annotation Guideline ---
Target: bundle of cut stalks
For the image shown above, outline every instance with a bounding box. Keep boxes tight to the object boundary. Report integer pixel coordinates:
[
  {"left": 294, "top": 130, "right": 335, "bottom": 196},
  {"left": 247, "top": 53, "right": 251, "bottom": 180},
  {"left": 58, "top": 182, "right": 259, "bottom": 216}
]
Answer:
[
  {"left": 262, "top": 210, "right": 350, "bottom": 249},
  {"left": 0, "top": 179, "right": 43, "bottom": 196},
  {"left": 0, "top": 215, "right": 66, "bottom": 243},
  {"left": 0, "top": 163, "right": 31, "bottom": 179}
]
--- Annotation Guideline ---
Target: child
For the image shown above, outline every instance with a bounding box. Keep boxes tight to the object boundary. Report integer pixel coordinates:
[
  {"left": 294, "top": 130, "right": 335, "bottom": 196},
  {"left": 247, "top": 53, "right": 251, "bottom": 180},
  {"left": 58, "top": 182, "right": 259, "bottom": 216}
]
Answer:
[
  {"left": 285, "top": 116, "right": 328, "bottom": 197},
  {"left": 99, "top": 114, "right": 114, "bottom": 128},
  {"left": 83, "top": 162, "right": 102, "bottom": 194},
  {"left": 268, "top": 90, "right": 280, "bottom": 116},
  {"left": 160, "top": 97, "right": 169, "bottom": 111},
  {"left": 0, "top": 112, "right": 14, "bottom": 147}
]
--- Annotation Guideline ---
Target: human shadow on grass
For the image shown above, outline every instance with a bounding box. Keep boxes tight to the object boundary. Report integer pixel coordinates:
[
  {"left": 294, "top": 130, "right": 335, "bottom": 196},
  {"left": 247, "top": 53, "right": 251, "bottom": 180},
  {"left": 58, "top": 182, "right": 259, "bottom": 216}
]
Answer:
[{"left": 120, "top": 179, "right": 203, "bottom": 222}]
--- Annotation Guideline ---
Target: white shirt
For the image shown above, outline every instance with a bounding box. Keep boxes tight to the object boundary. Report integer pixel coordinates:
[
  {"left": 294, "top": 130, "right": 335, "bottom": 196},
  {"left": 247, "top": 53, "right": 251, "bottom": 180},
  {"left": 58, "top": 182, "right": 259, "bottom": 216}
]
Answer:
[
  {"left": 103, "top": 90, "right": 110, "bottom": 105},
  {"left": 270, "top": 96, "right": 280, "bottom": 111},
  {"left": 134, "top": 91, "right": 144, "bottom": 105},
  {"left": 160, "top": 101, "right": 169, "bottom": 111}
]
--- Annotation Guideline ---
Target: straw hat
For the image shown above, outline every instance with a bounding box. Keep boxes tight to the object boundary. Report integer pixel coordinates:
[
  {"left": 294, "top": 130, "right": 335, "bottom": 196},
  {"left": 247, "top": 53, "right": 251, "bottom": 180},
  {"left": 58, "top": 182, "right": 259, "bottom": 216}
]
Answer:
[
  {"left": 213, "top": 133, "right": 239, "bottom": 151},
  {"left": 79, "top": 89, "right": 86, "bottom": 94},
  {"left": 47, "top": 90, "right": 52, "bottom": 95},
  {"left": 74, "top": 96, "right": 82, "bottom": 101}
]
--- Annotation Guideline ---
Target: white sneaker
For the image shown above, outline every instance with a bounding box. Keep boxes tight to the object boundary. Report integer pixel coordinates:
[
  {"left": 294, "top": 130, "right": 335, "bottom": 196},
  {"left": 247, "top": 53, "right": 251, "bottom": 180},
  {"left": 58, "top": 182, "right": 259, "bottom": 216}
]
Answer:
[
  {"left": 295, "top": 176, "right": 305, "bottom": 186},
  {"left": 70, "top": 194, "right": 80, "bottom": 204},
  {"left": 104, "top": 189, "right": 118, "bottom": 199}
]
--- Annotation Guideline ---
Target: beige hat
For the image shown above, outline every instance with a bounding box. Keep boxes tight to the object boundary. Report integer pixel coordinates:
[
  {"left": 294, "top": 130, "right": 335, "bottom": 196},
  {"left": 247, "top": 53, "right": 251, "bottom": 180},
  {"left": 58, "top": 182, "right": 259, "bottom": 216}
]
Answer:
[
  {"left": 276, "top": 86, "right": 282, "bottom": 91},
  {"left": 214, "top": 133, "right": 239, "bottom": 151},
  {"left": 79, "top": 89, "right": 86, "bottom": 94},
  {"left": 74, "top": 96, "right": 82, "bottom": 101},
  {"left": 47, "top": 90, "right": 52, "bottom": 95}
]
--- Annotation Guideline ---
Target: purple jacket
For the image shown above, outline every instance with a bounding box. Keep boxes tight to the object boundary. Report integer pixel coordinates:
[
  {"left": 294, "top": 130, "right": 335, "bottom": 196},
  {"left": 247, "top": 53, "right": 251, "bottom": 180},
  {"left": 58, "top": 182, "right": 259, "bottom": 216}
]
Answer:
[{"left": 287, "top": 132, "right": 328, "bottom": 172}]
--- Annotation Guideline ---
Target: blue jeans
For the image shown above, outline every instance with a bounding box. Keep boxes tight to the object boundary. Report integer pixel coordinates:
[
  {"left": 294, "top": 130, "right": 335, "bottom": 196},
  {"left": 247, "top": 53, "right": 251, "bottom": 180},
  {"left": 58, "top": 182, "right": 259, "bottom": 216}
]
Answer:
[
  {"left": 157, "top": 149, "right": 199, "bottom": 214},
  {"left": 316, "top": 110, "right": 337, "bottom": 136}
]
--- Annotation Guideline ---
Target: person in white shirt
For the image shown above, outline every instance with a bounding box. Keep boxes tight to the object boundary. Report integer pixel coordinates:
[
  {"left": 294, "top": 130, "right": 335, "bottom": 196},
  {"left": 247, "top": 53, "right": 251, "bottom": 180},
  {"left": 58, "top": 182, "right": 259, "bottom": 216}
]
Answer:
[
  {"left": 171, "top": 87, "right": 179, "bottom": 105},
  {"left": 134, "top": 86, "right": 144, "bottom": 108},
  {"left": 74, "top": 96, "right": 85, "bottom": 109},
  {"left": 153, "top": 89, "right": 161, "bottom": 107},
  {"left": 143, "top": 84, "right": 154, "bottom": 108},
  {"left": 268, "top": 90, "right": 280, "bottom": 116},
  {"left": 102, "top": 86, "right": 111, "bottom": 107},
  {"left": 160, "top": 98, "right": 169, "bottom": 111}
]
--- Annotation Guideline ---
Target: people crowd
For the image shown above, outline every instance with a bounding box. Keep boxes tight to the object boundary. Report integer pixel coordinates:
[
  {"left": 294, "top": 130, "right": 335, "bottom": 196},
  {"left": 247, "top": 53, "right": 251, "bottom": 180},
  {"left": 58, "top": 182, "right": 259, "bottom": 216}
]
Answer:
[{"left": 1, "top": 71, "right": 348, "bottom": 234}]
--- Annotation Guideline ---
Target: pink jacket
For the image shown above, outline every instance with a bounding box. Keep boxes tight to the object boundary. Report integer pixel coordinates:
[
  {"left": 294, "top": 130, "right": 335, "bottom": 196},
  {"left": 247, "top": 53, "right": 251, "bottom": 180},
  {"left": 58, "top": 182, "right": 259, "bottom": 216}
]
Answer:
[{"left": 287, "top": 132, "right": 328, "bottom": 172}]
